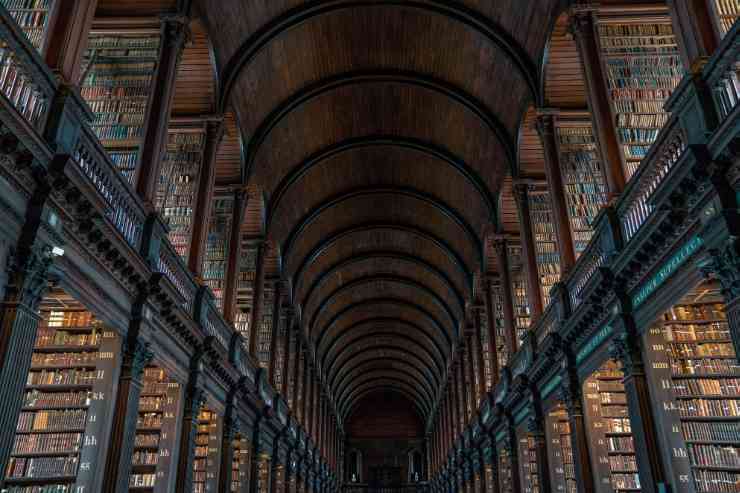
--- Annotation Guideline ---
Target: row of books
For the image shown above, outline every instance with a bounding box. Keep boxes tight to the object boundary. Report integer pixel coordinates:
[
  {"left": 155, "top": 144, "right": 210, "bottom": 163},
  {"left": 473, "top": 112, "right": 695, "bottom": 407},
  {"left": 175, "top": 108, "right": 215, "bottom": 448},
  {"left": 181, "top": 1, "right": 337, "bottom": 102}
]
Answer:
[
  {"left": 12, "top": 432, "right": 82, "bottom": 455},
  {"left": 139, "top": 396, "right": 164, "bottom": 412},
  {"left": 682, "top": 420, "right": 740, "bottom": 442},
  {"left": 666, "top": 303, "right": 726, "bottom": 321},
  {"left": 678, "top": 398, "right": 740, "bottom": 417},
  {"left": 137, "top": 412, "right": 162, "bottom": 429},
  {"left": 673, "top": 378, "right": 740, "bottom": 396},
  {"left": 618, "top": 128, "right": 661, "bottom": 143},
  {"left": 673, "top": 358, "right": 740, "bottom": 376},
  {"left": 23, "top": 390, "right": 90, "bottom": 409},
  {"left": 1, "top": 0, "right": 51, "bottom": 49},
  {"left": 665, "top": 324, "right": 729, "bottom": 342},
  {"left": 1, "top": 0, "right": 52, "bottom": 8},
  {"left": 132, "top": 450, "right": 158, "bottom": 466},
  {"left": 611, "top": 473, "right": 641, "bottom": 491},
  {"left": 607, "top": 436, "right": 635, "bottom": 453},
  {"left": 1, "top": 485, "right": 73, "bottom": 492},
  {"left": 618, "top": 113, "right": 670, "bottom": 128},
  {"left": 31, "top": 352, "right": 97, "bottom": 367},
  {"left": 80, "top": 85, "right": 151, "bottom": 98},
  {"left": 609, "top": 454, "right": 637, "bottom": 471},
  {"left": 130, "top": 473, "right": 156, "bottom": 488},
  {"left": 6, "top": 456, "right": 78, "bottom": 479},
  {"left": 17, "top": 410, "right": 87, "bottom": 432},
  {"left": 83, "top": 74, "right": 155, "bottom": 88},
  {"left": 135, "top": 433, "right": 160, "bottom": 448},
  {"left": 687, "top": 443, "right": 740, "bottom": 468},
  {"left": 88, "top": 35, "right": 160, "bottom": 50},
  {"left": 46, "top": 311, "right": 93, "bottom": 327},
  {"left": 693, "top": 469, "right": 739, "bottom": 492},
  {"left": 670, "top": 342, "right": 735, "bottom": 358},
  {"left": 92, "top": 112, "right": 145, "bottom": 126},
  {"left": 27, "top": 369, "right": 95, "bottom": 387},
  {"left": 91, "top": 124, "right": 145, "bottom": 142}
]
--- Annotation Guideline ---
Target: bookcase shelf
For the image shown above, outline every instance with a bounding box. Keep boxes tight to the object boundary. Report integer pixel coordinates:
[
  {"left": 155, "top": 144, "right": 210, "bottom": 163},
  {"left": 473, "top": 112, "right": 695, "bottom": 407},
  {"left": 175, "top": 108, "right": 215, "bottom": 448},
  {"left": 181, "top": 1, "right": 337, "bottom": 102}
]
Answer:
[
  {"left": 497, "top": 442, "right": 514, "bottom": 493},
  {"left": 555, "top": 121, "right": 609, "bottom": 256},
  {"left": 155, "top": 128, "right": 206, "bottom": 260},
  {"left": 0, "top": 0, "right": 53, "bottom": 51},
  {"left": 81, "top": 32, "right": 161, "bottom": 184},
  {"left": 583, "top": 361, "right": 641, "bottom": 493},
  {"left": 598, "top": 19, "right": 685, "bottom": 179},
  {"left": 194, "top": 408, "right": 221, "bottom": 493},
  {"left": 642, "top": 288, "right": 740, "bottom": 493},
  {"left": 256, "top": 283, "right": 274, "bottom": 370},
  {"left": 7, "top": 307, "right": 119, "bottom": 492},
  {"left": 712, "top": 0, "right": 740, "bottom": 38},
  {"left": 508, "top": 244, "right": 531, "bottom": 350},
  {"left": 129, "top": 366, "right": 180, "bottom": 492},
  {"left": 203, "top": 196, "right": 234, "bottom": 312},
  {"left": 518, "top": 429, "right": 541, "bottom": 493},
  {"left": 231, "top": 434, "right": 251, "bottom": 492},
  {"left": 528, "top": 192, "right": 561, "bottom": 309},
  {"left": 546, "top": 406, "right": 577, "bottom": 493}
]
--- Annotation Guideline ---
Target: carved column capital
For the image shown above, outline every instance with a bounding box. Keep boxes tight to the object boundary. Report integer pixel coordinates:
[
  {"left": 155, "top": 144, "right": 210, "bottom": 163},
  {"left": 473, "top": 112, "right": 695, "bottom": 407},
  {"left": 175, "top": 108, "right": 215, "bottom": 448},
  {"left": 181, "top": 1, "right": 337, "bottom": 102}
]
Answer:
[
  {"left": 5, "top": 244, "right": 54, "bottom": 308},
  {"left": 534, "top": 112, "right": 556, "bottom": 138},
  {"left": 609, "top": 332, "right": 644, "bottom": 378},
  {"left": 160, "top": 13, "right": 191, "bottom": 50},
  {"left": 700, "top": 241, "right": 740, "bottom": 300},
  {"left": 567, "top": 4, "right": 598, "bottom": 39}
]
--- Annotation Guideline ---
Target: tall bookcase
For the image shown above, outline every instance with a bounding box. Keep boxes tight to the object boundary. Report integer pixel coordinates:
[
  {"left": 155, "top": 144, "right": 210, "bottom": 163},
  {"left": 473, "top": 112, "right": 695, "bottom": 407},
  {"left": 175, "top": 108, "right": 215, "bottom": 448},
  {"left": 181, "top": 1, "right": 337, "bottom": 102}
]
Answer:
[
  {"left": 194, "top": 407, "right": 222, "bottom": 493},
  {"left": 129, "top": 366, "right": 180, "bottom": 492},
  {"left": 508, "top": 244, "right": 531, "bottom": 348},
  {"left": 6, "top": 307, "right": 119, "bottom": 492},
  {"left": 255, "top": 453, "right": 271, "bottom": 492},
  {"left": 711, "top": 0, "right": 740, "bottom": 37},
  {"left": 556, "top": 120, "right": 608, "bottom": 256},
  {"left": 517, "top": 429, "right": 541, "bottom": 493},
  {"left": 0, "top": 0, "right": 54, "bottom": 51},
  {"left": 598, "top": 17, "right": 685, "bottom": 179},
  {"left": 155, "top": 128, "right": 206, "bottom": 260},
  {"left": 81, "top": 31, "right": 160, "bottom": 184},
  {"left": 497, "top": 441, "right": 514, "bottom": 493},
  {"left": 546, "top": 406, "right": 577, "bottom": 493},
  {"left": 583, "top": 361, "right": 641, "bottom": 493},
  {"left": 479, "top": 299, "right": 495, "bottom": 391},
  {"left": 235, "top": 239, "right": 259, "bottom": 350},
  {"left": 642, "top": 285, "right": 740, "bottom": 493},
  {"left": 255, "top": 283, "right": 275, "bottom": 370},
  {"left": 203, "top": 196, "right": 234, "bottom": 311},
  {"left": 231, "top": 433, "right": 251, "bottom": 492},
  {"left": 528, "top": 192, "right": 561, "bottom": 309}
]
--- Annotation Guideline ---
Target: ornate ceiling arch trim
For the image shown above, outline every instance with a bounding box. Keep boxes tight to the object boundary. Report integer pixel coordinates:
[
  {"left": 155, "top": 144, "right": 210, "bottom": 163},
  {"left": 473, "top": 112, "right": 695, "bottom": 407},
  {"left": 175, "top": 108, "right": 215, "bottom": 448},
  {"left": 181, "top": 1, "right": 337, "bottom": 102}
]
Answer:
[
  {"left": 307, "top": 274, "right": 458, "bottom": 341},
  {"left": 282, "top": 187, "right": 484, "bottom": 271},
  {"left": 300, "top": 251, "right": 466, "bottom": 317},
  {"left": 268, "top": 134, "right": 499, "bottom": 227},
  {"left": 217, "top": 0, "right": 539, "bottom": 114},
  {"left": 292, "top": 223, "right": 472, "bottom": 296},
  {"left": 244, "top": 71, "right": 518, "bottom": 182},
  {"left": 331, "top": 354, "right": 438, "bottom": 400},
  {"left": 314, "top": 297, "right": 454, "bottom": 349},
  {"left": 322, "top": 322, "right": 446, "bottom": 374},
  {"left": 341, "top": 381, "right": 430, "bottom": 420},
  {"left": 339, "top": 376, "right": 432, "bottom": 418}
]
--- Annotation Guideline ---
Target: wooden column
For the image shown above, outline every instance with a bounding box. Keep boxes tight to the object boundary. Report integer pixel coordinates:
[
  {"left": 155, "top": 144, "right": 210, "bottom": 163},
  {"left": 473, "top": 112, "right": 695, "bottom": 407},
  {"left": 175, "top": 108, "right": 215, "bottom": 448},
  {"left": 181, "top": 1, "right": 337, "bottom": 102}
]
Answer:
[
  {"left": 303, "top": 362, "right": 312, "bottom": 429},
  {"left": 281, "top": 310, "right": 295, "bottom": 397},
  {"left": 558, "top": 361, "right": 596, "bottom": 493},
  {"left": 218, "top": 398, "right": 238, "bottom": 493},
  {"left": 43, "top": 0, "right": 97, "bottom": 84},
  {"left": 483, "top": 274, "right": 503, "bottom": 382},
  {"left": 188, "top": 118, "right": 225, "bottom": 276},
  {"left": 472, "top": 307, "right": 486, "bottom": 402},
  {"left": 667, "top": 0, "right": 720, "bottom": 69},
  {"left": 0, "top": 174, "right": 54, "bottom": 477},
  {"left": 506, "top": 421, "right": 522, "bottom": 493},
  {"left": 456, "top": 357, "right": 467, "bottom": 428},
  {"left": 527, "top": 395, "right": 552, "bottom": 493},
  {"left": 610, "top": 333, "right": 669, "bottom": 493},
  {"left": 268, "top": 282, "right": 286, "bottom": 387},
  {"left": 477, "top": 447, "right": 487, "bottom": 493},
  {"left": 248, "top": 241, "right": 266, "bottom": 357},
  {"left": 569, "top": 7, "right": 626, "bottom": 197},
  {"left": 224, "top": 189, "right": 246, "bottom": 323},
  {"left": 101, "top": 309, "right": 154, "bottom": 493},
  {"left": 512, "top": 183, "right": 544, "bottom": 319},
  {"left": 175, "top": 359, "right": 205, "bottom": 491},
  {"left": 135, "top": 14, "right": 189, "bottom": 205},
  {"left": 462, "top": 342, "right": 474, "bottom": 419},
  {"left": 536, "top": 113, "right": 576, "bottom": 274}
]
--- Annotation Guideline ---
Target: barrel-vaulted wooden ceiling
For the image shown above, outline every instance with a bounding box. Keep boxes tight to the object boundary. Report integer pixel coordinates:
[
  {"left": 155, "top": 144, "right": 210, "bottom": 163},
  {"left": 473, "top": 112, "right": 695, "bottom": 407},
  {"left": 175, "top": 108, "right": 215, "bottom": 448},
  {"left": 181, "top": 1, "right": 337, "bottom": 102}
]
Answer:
[{"left": 98, "top": 0, "right": 566, "bottom": 423}]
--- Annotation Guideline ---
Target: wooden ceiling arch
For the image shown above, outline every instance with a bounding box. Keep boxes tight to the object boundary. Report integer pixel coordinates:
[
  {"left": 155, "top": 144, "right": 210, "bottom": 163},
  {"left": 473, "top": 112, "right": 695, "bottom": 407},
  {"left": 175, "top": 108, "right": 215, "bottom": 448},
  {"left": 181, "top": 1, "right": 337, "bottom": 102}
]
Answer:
[
  {"left": 338, "top": 373, "right": 433, "bottom": 416},
  {"left": 345, "top": 389, "right": 426, "bottom": 426},
  {"left": 340, "top": 379, "right": 431, "bottom": 420}
]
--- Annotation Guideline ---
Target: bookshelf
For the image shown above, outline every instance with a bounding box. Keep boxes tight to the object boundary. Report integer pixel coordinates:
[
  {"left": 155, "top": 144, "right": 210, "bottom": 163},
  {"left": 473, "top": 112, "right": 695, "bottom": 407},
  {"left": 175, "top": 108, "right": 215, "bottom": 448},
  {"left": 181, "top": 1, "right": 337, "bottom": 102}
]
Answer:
[
  {"left": 194, "top": 408, "right": 221, "bottom": 493},
  {"left": 642, "top": 286, "right": 740, "bottom": 493},
  {"left": 236, "top": 239, "right": 259, "bottom": 350},
  {"left": 6, "top": 308, "right": 119, "bottom": 492},
  {"left": 527, "top": 192, "right": 561, "bottom": 309},
  {"left": 556, "top": 121, "right": 609, "bottom": 256},
  {"left": 484, "top": 456, "right": 495, "bottom": 493},
  {"left": 508, "top": 244, "right": 532, "bottom": 348},
  {"left": 546, "top": 406, "right": 577, "bottom": 493},
  {"left": 712, "top": 0, "right": 740, "bottom": 38},
  {"left": 598, "top": 19, "right": 685, "bottom": 179},
  {"left": 203, "top": 197, "right": 234, "bottom": 311},
  {"left": 129, "top": 366, "right": 180, "bottom": 492},
  {"left": 583, "top": 361, "right": 641, "bottom": 493},
  {"left": 256, "top": 453, "right": 271, "bottom": 492},
  {"left": 479, "top": 301, "right": 495, "bottom": 390},
  {"left": 517, "top": 430, "right": 541, "bottom": 493},
  {"left": 497, "top": 443, "right": 514, "bottom": 493},
  {"left": 255, "top": 284, "right": 274, "bottom": 370},
  {"left": 231, "top": 434, "right": 250, "bottom": 492},
  {"left": 155, "top": 128, "right": 206, "bottom": 260},
  {"left": 80, "top": 32, "right": 160, "bottom": 184},
  {"left": 273, "top": 461, "right": 286, "bottom": 493},
  {"left": 0, "top": 0, "right": 53, "bottom": 51}
]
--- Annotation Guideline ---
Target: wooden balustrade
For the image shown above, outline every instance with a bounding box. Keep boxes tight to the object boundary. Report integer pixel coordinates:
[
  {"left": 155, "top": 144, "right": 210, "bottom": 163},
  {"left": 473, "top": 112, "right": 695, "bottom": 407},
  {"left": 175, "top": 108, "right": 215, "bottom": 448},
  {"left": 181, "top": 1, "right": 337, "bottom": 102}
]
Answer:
[{"left": 704, "top": 19, "right": 740, "bottom": 120}]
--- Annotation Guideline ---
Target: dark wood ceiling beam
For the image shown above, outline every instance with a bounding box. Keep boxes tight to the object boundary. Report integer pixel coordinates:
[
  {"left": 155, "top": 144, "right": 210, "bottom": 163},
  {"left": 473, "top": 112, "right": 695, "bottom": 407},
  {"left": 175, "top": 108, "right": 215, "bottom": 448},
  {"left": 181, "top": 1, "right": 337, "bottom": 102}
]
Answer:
[
  {"left": 216, "top": 0, "right": 539, "bottom": 113},
  {"left": 314, "top": 298, "right": 452, "bottom": 350},
  {"left": 281, "top": 187, "right": 484, "bottom": 273},
  {"left": 306, "top": 274, "right": 458, "bottom": 343},
  {"left": 299, "top": 252, "right": 466, "bottom": 318},
  {"left": 340, "top": 380, "right": 430, "bottom": 420},
  {"left": 338, "top": 374, "right": 433, "bottom": 419},
  {"left": 344, "top": 387, "right": 426, "bottom": 423},
  {"left": 268, "top": 134, "right": 498, "bottom": 226},
  {"left": 292, "top": 223, "right": 473, "bottom": 298},
  {"left": 333, "top": 358, "right": 437, "bottom": 405}
]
